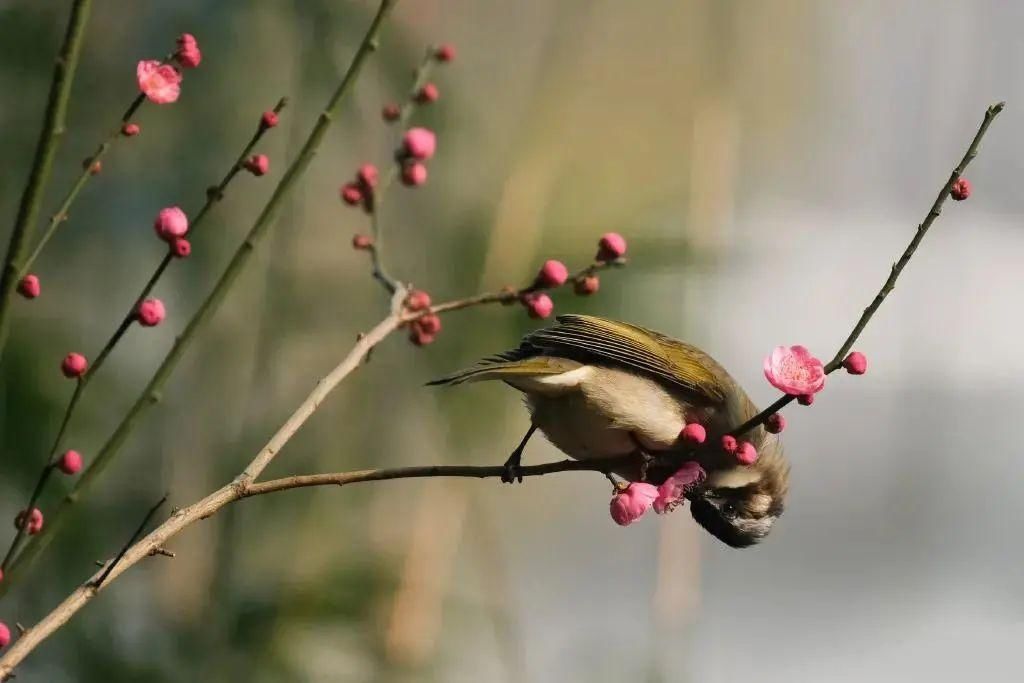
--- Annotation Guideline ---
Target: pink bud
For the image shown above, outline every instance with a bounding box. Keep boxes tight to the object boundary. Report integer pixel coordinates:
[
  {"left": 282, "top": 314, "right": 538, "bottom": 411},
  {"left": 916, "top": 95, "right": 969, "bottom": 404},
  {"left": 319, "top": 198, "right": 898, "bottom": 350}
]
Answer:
[
  {"left": 574, "top": 275, "right": 599, "bottom": 296},
  {"left": 352, "top": 234, "right": 374, "bottom": 250},
  {"left": 951, "top": 177, "right": 971, "bottom": 201},
  {"left": 843, "top": 351, "right": 867, "bottom": 375},
  {"left": 402, "top": 127, "right": 437, "bottom": 160},
  {"left": 340, "top": 183, "right": 363, "bottom": 206},
  {"left": 17, "top": 274, "right": 40, "bottom": 299},
  {"left": 797, "top": 393, "right": 814, "bottom": 406},
  {"left": 153, "top": 206, "right": 189, "bottom": 242},
  {"left": 382, "top": 103, "right": 401, "bottom": 122},
  {"left": 523, "top": 292, "right": 554, "bottom": 319},
  {"left": 415, "top": 314, "right": 442, "bottom": 335},
  {"left": 243, "top": 154, "right": 269, "bottom": 176},
  {"left": 735, "top": 441, "right": 758, "bottom": 465},
  {"left": 261, "top": 110, "right": 279, "bottom": 128},
  {"left": 536, "top": 259, "right": 569, "bottom": 288},
  {"left": 720, "top": 435, "right": 738, "bottom": 454},
  {"left": 405, "top": 290, "right": 432, "bottom": 311},
  {"left": 15, "top": 508, "right": 44, "bottom": 535},
  {"left": 435, "top": 44, "right": 456, "bottom": 62},
  {"left": 0, "top": 622, "right": 9, "bottom": 649},
  {"left": 401, "top": 161, "right": 428, "bottom": 186},
  {"left": 171, "top": 237, "right": 192, "bottom": 258},
  {"left": 136, "top": 60, "right": 181, "bottom": 104},
  {"left": 175, "top": 34, "right": 201, "bottom": 68},
  {"left": 58, "top": 450, "right": 83, "bottom": 475},
  {"left": 765, "top": 413, "right": 786, "bottom": 434},
  {"left": 610, "top": 482, "right": 659, "bottom": 526},
  {"left": 358, "top": 163, "right": 379, "bottom": 189},
  {"left": 121, "top": 122, "right": 141, "bottom": 137},
  {"left": 416, "top": 83, "right": 440, "bottom": 103},
  {"left": 85, "top": 159, "right": 102, "bottom": 175},
  {"left": 137, "top": 298, "right": 166, "bottom": 327},
  {"left": 597, "top": 232, "right": 627, "bottom": 261},
  {"left": 62, "top": 352, "right": 87, "bottom": 378},
  {"left": 681, "top": 423, "right": 706, "bottom": 444},
  {"left": 409, "top": 327, "right": 436, "bottom": 347}
]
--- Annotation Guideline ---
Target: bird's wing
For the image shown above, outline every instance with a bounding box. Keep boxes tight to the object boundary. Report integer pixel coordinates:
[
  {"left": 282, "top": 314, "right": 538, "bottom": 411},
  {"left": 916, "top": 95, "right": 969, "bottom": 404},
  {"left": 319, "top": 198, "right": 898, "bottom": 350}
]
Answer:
[{"left": 521, "top": 314, "right": 728, "bottom": 403}]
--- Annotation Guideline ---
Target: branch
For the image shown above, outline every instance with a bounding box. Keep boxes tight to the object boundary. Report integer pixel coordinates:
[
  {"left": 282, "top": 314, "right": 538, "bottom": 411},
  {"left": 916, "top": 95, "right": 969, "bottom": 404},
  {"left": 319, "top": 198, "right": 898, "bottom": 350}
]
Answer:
[
  {"left": 729, "top": 101, "right": 1005, "bottom": 437},
  {"left": 0, "top": 0, "right": 401, "bottom": 599},
  {"left": 0, "top": 0, "right": 93, "bottom": 360}
]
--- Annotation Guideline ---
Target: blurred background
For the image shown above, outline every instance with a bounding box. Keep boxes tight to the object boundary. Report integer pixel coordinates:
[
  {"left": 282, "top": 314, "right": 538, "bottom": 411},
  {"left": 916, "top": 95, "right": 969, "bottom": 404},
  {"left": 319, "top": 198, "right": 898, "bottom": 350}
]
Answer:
[{"left": 1, "top": 0, "right": 1022, "bottom": 680}]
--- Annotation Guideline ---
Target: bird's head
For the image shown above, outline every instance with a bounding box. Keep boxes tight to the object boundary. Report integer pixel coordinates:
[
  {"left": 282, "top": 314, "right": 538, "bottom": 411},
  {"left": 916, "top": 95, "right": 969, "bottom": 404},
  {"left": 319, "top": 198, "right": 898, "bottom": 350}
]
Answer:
[{"left": 686, "top": 436, "right": 789, "bottom": 548}]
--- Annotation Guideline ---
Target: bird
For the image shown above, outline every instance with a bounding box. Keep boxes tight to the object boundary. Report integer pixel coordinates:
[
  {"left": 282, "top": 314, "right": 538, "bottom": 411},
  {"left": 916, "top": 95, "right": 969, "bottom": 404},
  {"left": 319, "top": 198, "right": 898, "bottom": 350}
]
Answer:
[{"left": 428, "top": 314, "right": 789, "bottom": 548}]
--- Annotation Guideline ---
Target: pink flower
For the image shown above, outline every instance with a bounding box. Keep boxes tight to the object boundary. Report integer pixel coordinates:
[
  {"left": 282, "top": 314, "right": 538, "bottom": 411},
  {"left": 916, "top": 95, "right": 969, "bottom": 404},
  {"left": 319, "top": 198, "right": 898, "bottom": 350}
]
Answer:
[
  {"left": 523, "top": 292, "right": 554, "bottom": 319},
  {"left": 653, "top": 462, "right": 705, "bottom": 514},
  {"left": 58, "top": 450, "right": 82, "bottom": 475},
  {"left": 680, "top": 423, "right": 706, "bottom": 444},
  {"left": 610, "top": 482, "right": 659, "bottom": 526},
  {"left": 175, "top": 34, "right": 201, "bottom": 69},
  {"left": 401, "top": 161, "right": 428, "bottom": 186},
  {"left": 137, "top": 298, "right": 166, "bottom": 327},
  {"left": 154, "top": 206, "right": 189, "bottom": 242},
  {"left": 0, "top": 622, "right": 9, "bottom": 649},
  {"left": 405, "top": 290, "right": 432, "bottom": 312},
  {"left": 261, "top": 110, "right": 279, "bottom": 128},
  {"left": 340, "top": 183, "right": 363, "bottom": 206},
  {"left": 121, "top": 122, "right": 141, "bottom": 137},
  {"left": 951, "top": 177, "right": 971, "bottom": 201},
  {"left": 402, "top": 127, "right": 437, "bottom": 160},
  {"left": 735, "top": 441, "right": 758, "bottom": 465},
  {"left": 536, "top": 259, "right": 569, "bottom": 287},
  {"left": 435, "top": 44, "right": 456, "bottom": 62},
  {"left": 17, "top": 274, "right": 40, "bottom": 299},
  {"left": 720, "top": 435, "right": 738, "bottom": 454},
  {"left": 15, "top": 508, "right": 44, "bottom": 535},
  {"left": 136, "top": 60, "right": 181, "bottom": 104},
  {"left": 597, "top": 232, "right": 627, "bottom": 261},
  {"left": 416, "top": 83, "right": 439, "bottom": 103},
  {"left": 171, "top": 237, "right": 192, "bottom": 258},
  {"left": 763, "top": 345, "right": 825, "bottom": 396},
  {"left": 62, "top": 352, "right": 87, "bottom": 378},
  {"left": 843, "top": 351, "right": 867, "bottom": 375},
  {"left": 243, "top": 154, "right": 270, "bottom": 176},
  {"left": 574, "top": 275, "right": 599, "bottom": 296},
  {"left": 765, "top": 413, "right": 786, "bottom": 434}
]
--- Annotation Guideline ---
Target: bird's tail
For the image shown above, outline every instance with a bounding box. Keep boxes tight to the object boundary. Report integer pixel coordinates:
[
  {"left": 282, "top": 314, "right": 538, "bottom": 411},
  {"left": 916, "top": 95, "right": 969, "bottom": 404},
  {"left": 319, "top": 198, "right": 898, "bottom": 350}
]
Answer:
[{"left": 427, "top": 353, "right": 575, "bottom": 386}]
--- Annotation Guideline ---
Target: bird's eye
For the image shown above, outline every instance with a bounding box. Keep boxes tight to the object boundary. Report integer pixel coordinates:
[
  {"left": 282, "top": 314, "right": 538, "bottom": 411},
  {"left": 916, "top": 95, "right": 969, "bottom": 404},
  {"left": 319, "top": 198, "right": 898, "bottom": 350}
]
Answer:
[{"left": 721, "top": 502, "right": 738, "bottom": 518}]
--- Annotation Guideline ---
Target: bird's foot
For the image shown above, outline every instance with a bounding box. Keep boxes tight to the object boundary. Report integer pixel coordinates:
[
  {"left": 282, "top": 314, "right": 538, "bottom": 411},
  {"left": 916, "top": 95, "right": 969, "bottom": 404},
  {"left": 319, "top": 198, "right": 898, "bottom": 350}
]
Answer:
[{"left": 501, "top": 452, "right": 524, "bottom": 484}]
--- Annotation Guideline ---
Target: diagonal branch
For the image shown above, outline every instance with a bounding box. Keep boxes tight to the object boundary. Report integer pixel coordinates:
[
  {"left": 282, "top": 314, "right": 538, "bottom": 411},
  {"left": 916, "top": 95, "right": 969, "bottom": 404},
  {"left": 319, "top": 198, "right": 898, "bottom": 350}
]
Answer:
[{"left": 0, "top": 0, "right": 93, "bottom": 360}]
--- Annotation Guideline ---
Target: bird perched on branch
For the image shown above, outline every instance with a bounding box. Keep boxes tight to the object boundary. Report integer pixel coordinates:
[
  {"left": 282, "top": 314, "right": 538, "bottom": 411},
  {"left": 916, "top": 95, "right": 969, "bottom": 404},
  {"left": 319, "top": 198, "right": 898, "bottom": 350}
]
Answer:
[{"left": 429, "top": 314, "right": 789, "bottom": 548}]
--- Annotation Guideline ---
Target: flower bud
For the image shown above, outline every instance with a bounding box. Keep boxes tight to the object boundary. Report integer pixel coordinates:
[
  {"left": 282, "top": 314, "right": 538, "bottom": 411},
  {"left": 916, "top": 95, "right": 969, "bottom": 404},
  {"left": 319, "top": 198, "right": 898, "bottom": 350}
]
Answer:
[
  {"left": 416, "top": 314, "right": 442, "bottom": 335},
  {"left": 843, "top": 351, "right": 867, "bottom": 375},
  {"left": 62, "top": 352, "right": 87, "bottom": 378},
  {"left": 523, "top": 292, "right": 554, "bottom": 319},
  {"left": 171, "top": 237, "right": 192, "bottom": 258},
  {"left": 536, "top": 259, "right": 569, "bottom": 288},
  {"left": 137, "top": 298, "right": 166, "bottom": 327},
  {"left": 0, "top": 622, "right": 9, "bottom": 649},
  {"left": 409, "top": 328, "right": 436, "bottom": 346},
  {"left": 243, "top": 154, "right": 269, "bottom": 176},
  {"left": 58, "top": 449, "right": 83, "bottom": 475},
  {"left": 261, "top": 110, "right": 279, "bottom": 128},
  {"left": 401, "top": 161, "right": 428, "bottom": 186},
  {"left": 610, "top": 482, "right": 658, "bottom": 526},
  {"left": 121, "top": 122, "right": 141, "bottom": 137},
  {"left": 735, "top": 441, "right": 758, "bottom": 465},
  {"left": 17, "top": 274, "right": 40, "bottom": 299},
  {"left": 154, "top": 206, "right": 188, "bottom": 242},
  {"left": 15, "top": 508, "right": 44, "bottom": 535},
  {"left": 352, "top": 234, "right": 374, "bottom": 250},
  {"left": 416, "top": 83, "right": 439, "bottom": 103},
  {"left": 720, "top": 435, "right": 738, "bottom": 454},
  {"left": 405, "top": 289, "right": 432, "bottom": 312},
  {"left": 402, "top": 127, "right": 437, "bottom": 160},
  {"left": 951, "top": 177, "right": 971, "bottom": 201},
  {"left": 573, "top": 275, "right": 599, "bottom": 296},
  {"left": 597, "top": 232, "right": 627, "bottom": 261},
  {"left": 382, "top": 103, "right": 401, "bottom": 121},
  {"left": 358, "top": 163, "right": 379, "bottom": 189},
  {"left": 680, "top": 423, "right": 706, "bottom": 444},
  {"left": 765, "top": 413, "right": 786, "bottom": 434},
  {"left": 175, "top": 34, "right": 201, "bottom": 68},
  {"left": 435, "top": 44, "right": 456, "bottom": 62},
  {"left": 340, "top": 183, "right": 363, "bottom": 206}
]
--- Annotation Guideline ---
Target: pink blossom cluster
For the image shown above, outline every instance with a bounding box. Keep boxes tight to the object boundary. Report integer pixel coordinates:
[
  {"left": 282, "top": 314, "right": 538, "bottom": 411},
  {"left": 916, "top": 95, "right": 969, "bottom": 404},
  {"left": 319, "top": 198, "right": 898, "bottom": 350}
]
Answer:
[{"left": 610, "top": 462, "right": 705, "bottom": 526}]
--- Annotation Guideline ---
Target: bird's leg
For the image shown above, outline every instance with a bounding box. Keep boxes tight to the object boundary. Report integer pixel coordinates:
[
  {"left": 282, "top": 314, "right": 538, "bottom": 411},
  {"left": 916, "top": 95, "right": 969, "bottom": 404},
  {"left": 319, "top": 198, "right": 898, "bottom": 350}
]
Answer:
[
  {"left": 630, "top": 433, "right": 656, "bottom": 482},
  {"left": 502, "top": 423, "right": 537, "bottom": 484}
]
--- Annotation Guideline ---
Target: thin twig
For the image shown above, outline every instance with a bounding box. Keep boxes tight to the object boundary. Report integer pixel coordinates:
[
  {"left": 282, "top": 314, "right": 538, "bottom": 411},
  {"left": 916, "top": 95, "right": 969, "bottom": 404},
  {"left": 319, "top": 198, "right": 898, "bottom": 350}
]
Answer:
[
  {"left": 0, "top": 1, "right": 400, "bottom": 598},
  {"left": 92, "top": 495, "right": 167, "bottom": 588},
  {"left": 0, "top": 0, "right": 93, "bottom": 360},
  {"left": 0, "top": 97, "right": 288, "bottom": 580},
  {"left": 730, "top": 102, "right": 1005, "bottom": 437}
]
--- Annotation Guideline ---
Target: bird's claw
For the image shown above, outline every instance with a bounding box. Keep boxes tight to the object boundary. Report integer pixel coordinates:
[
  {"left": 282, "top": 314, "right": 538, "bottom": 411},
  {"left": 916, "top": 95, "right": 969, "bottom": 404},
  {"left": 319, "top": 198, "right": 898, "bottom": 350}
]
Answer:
[{"left": 501, "top": 462, "right": 524, "bottom": 484}]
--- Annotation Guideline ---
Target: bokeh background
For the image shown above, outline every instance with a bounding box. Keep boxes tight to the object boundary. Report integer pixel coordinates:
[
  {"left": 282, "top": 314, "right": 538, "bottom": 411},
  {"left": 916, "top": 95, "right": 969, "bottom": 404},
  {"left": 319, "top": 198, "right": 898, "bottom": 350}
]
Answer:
[{"left": 1, "top": 0, "right": 1023, "bottom": 681}]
